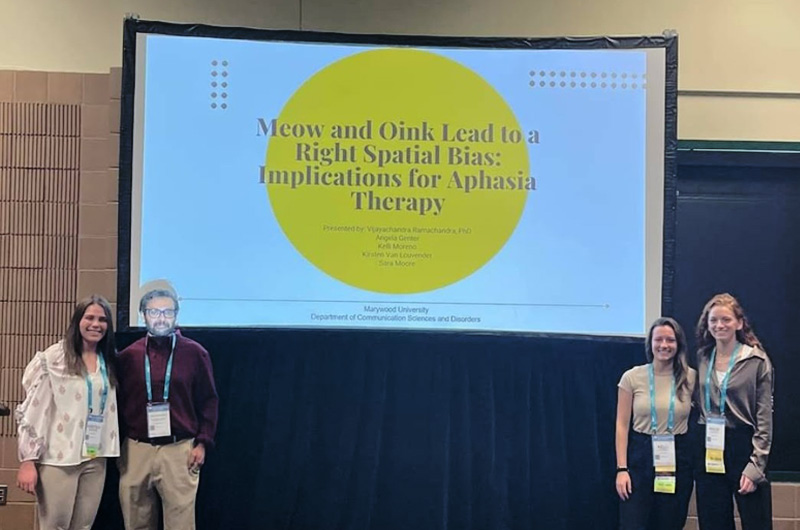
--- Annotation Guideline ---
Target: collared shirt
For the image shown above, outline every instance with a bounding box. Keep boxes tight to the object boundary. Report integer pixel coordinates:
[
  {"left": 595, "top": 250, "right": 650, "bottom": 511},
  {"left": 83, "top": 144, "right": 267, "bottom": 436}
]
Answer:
[
  {"left": 16, "top": 341, "right": 120, "bottom": 464},
  {"left": 117, "top": 330, "right": 218, "bottom": 448},
  {"left": 696, "top": 344, "right": 774, "bottom": 484}
]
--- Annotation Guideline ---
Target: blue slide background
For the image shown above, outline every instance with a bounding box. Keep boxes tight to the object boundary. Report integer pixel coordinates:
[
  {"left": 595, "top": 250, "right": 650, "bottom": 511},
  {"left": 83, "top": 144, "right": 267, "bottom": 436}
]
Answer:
[{"left": 136, "top": 35, "right": 647, "bottom": 334}]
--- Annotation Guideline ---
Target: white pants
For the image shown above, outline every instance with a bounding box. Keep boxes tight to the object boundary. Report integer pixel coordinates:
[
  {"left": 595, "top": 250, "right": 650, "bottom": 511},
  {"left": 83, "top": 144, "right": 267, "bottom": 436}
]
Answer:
[{"left": 36, "top": 458, "right": 107, "bottom": 530}]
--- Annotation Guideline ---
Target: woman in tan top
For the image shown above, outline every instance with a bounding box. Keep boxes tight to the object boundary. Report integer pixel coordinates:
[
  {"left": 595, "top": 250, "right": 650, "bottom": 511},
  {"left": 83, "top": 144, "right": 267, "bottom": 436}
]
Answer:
[
  {"left": 694, "top": 293, "right": 773, "bottom": 530},
  {"left": 616, "top": 317, "right": 696, "bottom": 530}
]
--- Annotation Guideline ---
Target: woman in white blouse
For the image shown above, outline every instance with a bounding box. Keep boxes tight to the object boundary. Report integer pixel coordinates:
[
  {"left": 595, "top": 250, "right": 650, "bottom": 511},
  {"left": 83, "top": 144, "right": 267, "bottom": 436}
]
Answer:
[{"left": 16, "top": 295, "right": 120, "bottom": 530}]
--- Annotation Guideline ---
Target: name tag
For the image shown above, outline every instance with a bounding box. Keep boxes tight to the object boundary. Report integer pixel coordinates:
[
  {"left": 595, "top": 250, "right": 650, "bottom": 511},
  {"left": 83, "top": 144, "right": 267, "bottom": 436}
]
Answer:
[
  {"left": 654, "top": 473, "right": 676, "bottom": 494},
  {"left": 705, "top": 416, "right": 726, "bottom": 474},
  {"left": 706, "top": 449, "right": 725, "bottom": 474},
  {"left": 652, "top": 434, "right": 676, "bottom": 471},
  {"left": 146, "top": 402, "right": 172, "bottom": 438},
  {"left": 83, "top": 414, "right": 104, "bottom": 458},
  {"left": 705, "top": 416, "right": 726, "bottom": 450}
]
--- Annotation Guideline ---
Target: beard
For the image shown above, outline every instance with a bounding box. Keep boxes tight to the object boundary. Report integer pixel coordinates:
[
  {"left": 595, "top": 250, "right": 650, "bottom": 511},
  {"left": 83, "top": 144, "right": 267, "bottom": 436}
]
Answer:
[{"left": 146, "top": 322, "right": 175, "bottom": 337}]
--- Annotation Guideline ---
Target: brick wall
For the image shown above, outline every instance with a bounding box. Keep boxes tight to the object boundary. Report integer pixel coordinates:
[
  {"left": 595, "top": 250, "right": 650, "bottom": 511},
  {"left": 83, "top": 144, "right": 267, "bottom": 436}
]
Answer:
[{"left": 0, "top": 68, "right": 118, "bottom": 530}]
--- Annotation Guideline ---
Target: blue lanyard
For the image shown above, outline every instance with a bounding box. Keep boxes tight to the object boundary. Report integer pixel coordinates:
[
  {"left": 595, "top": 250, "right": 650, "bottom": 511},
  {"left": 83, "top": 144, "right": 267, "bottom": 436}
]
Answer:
[
  {"left": 85, "top": 354, "right": 109, "bottom": 416},
  {"left": 704, "top": 342, "right": 741, "bottom": 416},
  {"left": 648, "top": 363, "right": 676, "bottom": 434},
  {"left": 145, "top": 334, "right": 176, "bottom": 403}
]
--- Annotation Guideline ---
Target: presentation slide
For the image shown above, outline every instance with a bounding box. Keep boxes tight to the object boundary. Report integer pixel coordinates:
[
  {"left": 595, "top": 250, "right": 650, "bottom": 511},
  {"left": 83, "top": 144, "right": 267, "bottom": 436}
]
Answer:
[{"left": 128, "top": 32, "right": 667, "bottom": 335}]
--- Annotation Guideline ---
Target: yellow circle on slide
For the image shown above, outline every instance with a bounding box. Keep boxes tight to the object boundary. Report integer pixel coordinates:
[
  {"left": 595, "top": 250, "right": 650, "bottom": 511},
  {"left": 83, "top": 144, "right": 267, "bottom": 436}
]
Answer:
[{"left": 265, "top": 48, "right": 530, "bottom": 294}]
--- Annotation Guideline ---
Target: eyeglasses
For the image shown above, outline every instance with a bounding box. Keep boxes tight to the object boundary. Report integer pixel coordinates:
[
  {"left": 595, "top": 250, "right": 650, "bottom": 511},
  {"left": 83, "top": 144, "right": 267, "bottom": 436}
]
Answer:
[{"left": 144, "top": 308, "right": 177, "bottom": 318}]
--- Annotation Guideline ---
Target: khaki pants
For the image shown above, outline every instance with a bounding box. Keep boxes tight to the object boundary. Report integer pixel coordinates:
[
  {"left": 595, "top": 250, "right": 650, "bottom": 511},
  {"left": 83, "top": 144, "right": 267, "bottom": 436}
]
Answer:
[
  {"left": 36, "top": 458, "right": 107, "bottom": 530},
  {"left": 118, "top": 438, "right": 199, "bottom": 530}
]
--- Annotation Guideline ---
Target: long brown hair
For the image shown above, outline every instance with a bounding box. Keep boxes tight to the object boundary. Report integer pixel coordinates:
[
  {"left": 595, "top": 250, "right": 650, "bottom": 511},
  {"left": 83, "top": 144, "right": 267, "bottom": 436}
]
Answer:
[
  {"left": 63, "top": 295, "right": 118, "bottom": 386},
  {"left": 695, "top": 293, "right": 764, "bottom": 359},
  {"left": 645, "top": 317, "right": 691, "bottom": 400}
]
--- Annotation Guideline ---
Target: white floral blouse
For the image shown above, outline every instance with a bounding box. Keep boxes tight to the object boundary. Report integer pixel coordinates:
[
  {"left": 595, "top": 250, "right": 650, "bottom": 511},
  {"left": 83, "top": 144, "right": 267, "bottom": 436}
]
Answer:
[{"left": 16, "top": 341, "right": 120, "bottom": 465}]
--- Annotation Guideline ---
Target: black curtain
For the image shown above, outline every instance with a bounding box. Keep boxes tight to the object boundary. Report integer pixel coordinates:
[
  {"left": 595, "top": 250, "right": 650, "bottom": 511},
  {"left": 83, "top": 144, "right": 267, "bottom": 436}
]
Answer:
[
  {"left": 672, "top": 150, "right": 800, "bottom": 474},
  {"left": 161, "top": 330, "right": 643, "bottom": 530},
  {"left": 97, "top": 149, "right": 800, "bottom": 530}
]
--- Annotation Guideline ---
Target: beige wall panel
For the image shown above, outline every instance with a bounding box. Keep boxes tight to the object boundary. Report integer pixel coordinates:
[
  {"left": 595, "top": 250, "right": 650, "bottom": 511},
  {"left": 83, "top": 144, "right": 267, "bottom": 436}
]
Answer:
[
  {"left": 110, "top": 67, "right": 122, "bottom": 101},
  {"left": 79, "top": 138, "right": 109, "bottom": 171},
  {"left": 107, "top": 169, "right": 119, "bottom": 201},
  {"left": 13, "top": 70, "right": 47, "bottom": 102},
  {"left": 109, "top": 99, "right": 121, "bottom": 134},
  {"left": 1, "top": 434, "right": 21, "bottom": 467},
  {"left": 679, "top": 96, "right": 800, "bottom": 141},
  {"left": 108, "top": 132, "right": 119, "bottom": 169},
  {"left": 81, "top": 104, "right": 110, "bottom": 139},
  {"left": 76, "top": 269, "right": 117, "bottom": 301},
  {"left": 82, "top": 73, "right": 109, "bottom": 105},
  {"left": 78, "top": 203, "right": 118, "bottom": 237},
  {"left": 0, "top": 70, "right": 13, "bottom": 101},
  {"left": 47, "top": 72, "right": 84, "bottom": 104},
  {"left": 80, "top": 170, "right": 117, "bottom": 204},
  {"left": 772, "top": 483, "right": 797, "bottom": 518},
  {"left": 78, "top": 236, "right": 118, "bottom": 270}
]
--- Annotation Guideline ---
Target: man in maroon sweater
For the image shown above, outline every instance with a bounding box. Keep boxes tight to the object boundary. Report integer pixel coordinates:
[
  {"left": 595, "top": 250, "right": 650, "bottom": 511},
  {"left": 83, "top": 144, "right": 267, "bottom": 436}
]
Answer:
[{"left": 117, "top": 289, "right": 218, "bottom": 530}]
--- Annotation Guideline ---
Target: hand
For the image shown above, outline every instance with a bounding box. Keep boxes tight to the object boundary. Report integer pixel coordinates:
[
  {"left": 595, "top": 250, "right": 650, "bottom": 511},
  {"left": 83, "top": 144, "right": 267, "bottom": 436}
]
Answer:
[
  {"left": 616, "top": 470, "right": 632, "bottom": 501},
  {"left": 17, "top": 461, "right": 38, "bottom": 495},
  {"left": 738, "top": 474, "right": 757, "bottom": 495},
  {"left": 187, "top": 443, "right": 205, "bottom": 474}
]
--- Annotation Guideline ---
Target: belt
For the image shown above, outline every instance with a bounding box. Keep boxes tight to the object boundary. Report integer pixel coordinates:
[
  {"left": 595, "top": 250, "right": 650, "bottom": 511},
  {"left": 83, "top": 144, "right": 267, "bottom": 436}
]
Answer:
[{"left": 132, "top": 435, "right": 191, "bottom": 446}]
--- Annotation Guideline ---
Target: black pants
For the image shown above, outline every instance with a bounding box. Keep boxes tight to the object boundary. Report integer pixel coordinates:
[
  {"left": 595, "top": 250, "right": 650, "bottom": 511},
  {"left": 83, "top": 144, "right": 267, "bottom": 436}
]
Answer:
[
  {"left": 695, "top": 426, "right": 772, "bottom": 530},
  {"left": 619, "top": 431, "right": 693, "bottom": 530}
]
